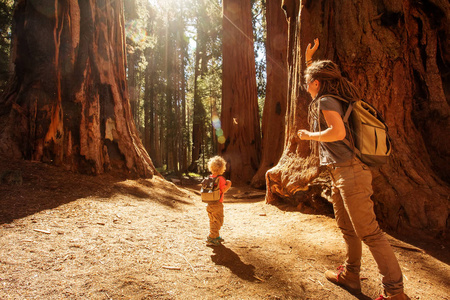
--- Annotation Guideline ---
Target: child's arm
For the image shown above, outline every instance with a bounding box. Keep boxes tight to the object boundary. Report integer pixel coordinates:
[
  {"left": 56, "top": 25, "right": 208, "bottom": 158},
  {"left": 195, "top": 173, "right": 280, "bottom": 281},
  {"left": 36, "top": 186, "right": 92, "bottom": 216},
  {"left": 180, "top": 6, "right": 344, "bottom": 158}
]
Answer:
[{"left": 223, "top": 180, "right": 232, "bottom": 193}]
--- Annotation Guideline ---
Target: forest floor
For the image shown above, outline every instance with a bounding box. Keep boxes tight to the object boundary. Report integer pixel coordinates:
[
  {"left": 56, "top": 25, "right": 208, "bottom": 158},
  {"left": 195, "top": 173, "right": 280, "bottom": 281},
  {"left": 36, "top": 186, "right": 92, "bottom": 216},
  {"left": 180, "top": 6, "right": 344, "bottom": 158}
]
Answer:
[{"left": 0, "top": 159, "right": 449, "bottom": 300}]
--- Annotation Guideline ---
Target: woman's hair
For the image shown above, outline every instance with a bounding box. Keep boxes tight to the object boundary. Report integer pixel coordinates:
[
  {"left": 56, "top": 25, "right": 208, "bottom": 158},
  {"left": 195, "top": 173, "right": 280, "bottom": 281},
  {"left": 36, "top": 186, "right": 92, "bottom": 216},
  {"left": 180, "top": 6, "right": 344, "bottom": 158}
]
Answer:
[
  {"left": 304, "top": 60, "right": 361, "bottom": 101},
  {"left": 207, "top": 156, "right": 227, "bottom": 175}
]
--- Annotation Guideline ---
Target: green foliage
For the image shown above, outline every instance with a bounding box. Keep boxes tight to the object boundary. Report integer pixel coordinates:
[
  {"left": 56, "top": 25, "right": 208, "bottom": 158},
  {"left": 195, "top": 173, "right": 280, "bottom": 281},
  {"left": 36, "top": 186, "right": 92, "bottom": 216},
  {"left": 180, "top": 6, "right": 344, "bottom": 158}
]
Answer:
[
  {"left": 252, "top": 0, "right": 267, "bottom": 101},
  {"left": 0, "top": 0, "right": 13, "bottom": 93}
]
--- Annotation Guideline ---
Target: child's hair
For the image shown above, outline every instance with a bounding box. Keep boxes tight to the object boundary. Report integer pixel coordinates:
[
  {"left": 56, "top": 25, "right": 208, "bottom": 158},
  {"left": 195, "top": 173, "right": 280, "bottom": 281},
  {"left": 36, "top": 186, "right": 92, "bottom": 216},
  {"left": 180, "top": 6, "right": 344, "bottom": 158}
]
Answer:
[{"left": 207, "top": 156, "right": 227, "bottom": 175}]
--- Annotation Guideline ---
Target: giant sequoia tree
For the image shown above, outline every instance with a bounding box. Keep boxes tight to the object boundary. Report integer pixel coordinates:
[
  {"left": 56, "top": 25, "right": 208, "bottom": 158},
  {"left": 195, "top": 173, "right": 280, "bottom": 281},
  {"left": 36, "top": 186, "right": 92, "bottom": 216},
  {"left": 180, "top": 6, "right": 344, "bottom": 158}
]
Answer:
[
  {"left": 221, "top": 0, "right": 261, "bottom": 183},
  {"left": 0, "top": 1, "right": 157, "bottom": 177},
  {"left": 267, "top": 0, "right": 449, "bottom": 234},
  {"left": 250, "top": 0, "right": 288, "bottom": 188}
]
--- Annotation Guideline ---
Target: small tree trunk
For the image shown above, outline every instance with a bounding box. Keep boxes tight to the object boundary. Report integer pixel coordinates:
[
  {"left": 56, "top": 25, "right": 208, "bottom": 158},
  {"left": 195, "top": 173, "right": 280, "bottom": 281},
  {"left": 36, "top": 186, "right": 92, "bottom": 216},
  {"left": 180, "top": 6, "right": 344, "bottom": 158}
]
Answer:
[
  {"left": 0, "top": 0, "right": 157, "bottom": 177},
  {"left": 164, "top": 16, "right": 174, "bottom": 171},
  {"left": 189, "top": 21, "right": 207, "bottom": 173},
  {"left": 128, "top": 49, "right": 139, "bottom": 125},
  {"left": 180, "top": 39, "right": 188, "bottom": 173},
  {"left": 144, "top": 69, "right": 151, "bottom": 153},
  {"left": 153, "top": 83, "right": 162, "bottom": 168}
]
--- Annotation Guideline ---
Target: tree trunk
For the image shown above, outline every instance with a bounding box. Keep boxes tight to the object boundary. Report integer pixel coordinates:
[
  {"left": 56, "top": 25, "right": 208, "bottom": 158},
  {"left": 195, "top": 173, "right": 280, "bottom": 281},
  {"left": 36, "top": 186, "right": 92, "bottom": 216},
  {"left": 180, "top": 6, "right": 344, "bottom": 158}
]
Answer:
[
  {"left": 173, "top": 37, "right": 181, "bottom": 173},
  {"left": 0, "top": 0, "right": 157, "bottom": 178},
  {"left": 189, "top": 2, "right": 210, "bottom": 173},
  {"left": 180, "top": 32, "right": 188, "bottom": 173},
  {"left": 221, "top": 0, "right": 261, "bottom": 183},
  {"left": 153, "top": 82, "right": 162, "bottom": 168},
  {"left": 163, "top": 14, "right": 174, "bottom": 171},
  {"left": 144, "top": 66, "right": 151, "bottom": 155},
  {"left": 189, "top": 22, "right": 207, "bottom": 173},
  {"left": 250, "top": 0, "right": 288, "bottom": 188},
  {"left": 127, "top": 48, "right": 138, "bottom": 125},
  {"left": 267, "top": 0, "right": 449, "bottom": 235}
]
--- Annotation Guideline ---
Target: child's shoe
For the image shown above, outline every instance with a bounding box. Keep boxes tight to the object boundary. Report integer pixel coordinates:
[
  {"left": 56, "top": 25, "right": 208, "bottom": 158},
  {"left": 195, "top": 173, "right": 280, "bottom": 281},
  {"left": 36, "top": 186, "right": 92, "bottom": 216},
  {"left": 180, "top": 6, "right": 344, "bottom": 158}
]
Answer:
[
  {"left": 206, "top": 236, "right": 222, "bottom": 246},
  {"left": 325, "top": 265, "right": 361, "bottom": 293}
]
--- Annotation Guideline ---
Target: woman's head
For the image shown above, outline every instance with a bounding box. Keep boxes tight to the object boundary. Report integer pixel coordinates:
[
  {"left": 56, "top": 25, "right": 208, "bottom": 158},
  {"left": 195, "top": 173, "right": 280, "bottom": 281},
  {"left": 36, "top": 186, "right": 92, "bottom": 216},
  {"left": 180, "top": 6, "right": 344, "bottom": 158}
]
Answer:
[
  {"left": 207, "top": 156, "right": 227, "bottom": 175},
  {"left": 304, "top": 60, "right": 361, "bottom": 101}
]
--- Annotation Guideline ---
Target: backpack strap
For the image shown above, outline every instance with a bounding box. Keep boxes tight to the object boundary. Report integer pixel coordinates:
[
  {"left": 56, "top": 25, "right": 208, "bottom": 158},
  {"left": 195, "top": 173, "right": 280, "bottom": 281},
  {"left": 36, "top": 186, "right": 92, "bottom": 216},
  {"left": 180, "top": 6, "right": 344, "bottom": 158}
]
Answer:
[
  {"left": 210, "top": 176, "right": 221, "bottom": 188},
  {"left": 319, "top": 94, "right": 361, "bottom": 158},
  {"left": 319, "top": 94, "right": 352, "bottom": 121},
  {"left": 342, "top": 101, "right": 353, "bottom": 123}
]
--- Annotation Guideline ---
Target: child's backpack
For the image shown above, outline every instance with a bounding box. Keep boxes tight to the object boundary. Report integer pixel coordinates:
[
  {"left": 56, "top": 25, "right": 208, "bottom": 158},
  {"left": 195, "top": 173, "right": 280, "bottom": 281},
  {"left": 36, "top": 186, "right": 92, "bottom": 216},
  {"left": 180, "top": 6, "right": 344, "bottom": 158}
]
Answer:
[
  {"left": 321, "top": 95, "right": 392, "bottom": 166},
  {"left": 200, "top": 176, "right": 222, "bottom": 202}
]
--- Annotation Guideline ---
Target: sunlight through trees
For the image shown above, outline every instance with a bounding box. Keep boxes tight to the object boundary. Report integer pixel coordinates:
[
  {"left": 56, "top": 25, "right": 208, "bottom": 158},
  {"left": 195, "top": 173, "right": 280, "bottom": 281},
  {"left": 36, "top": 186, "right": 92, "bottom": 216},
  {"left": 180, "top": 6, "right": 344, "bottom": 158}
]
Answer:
[{"left": 124, "top": 0, "right": 266, "bottom": 175}]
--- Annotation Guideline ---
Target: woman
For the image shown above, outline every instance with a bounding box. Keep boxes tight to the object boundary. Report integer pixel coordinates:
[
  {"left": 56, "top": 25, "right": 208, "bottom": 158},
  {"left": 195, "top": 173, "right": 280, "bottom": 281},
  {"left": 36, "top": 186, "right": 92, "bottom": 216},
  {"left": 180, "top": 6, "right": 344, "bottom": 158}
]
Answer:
[{"left": 298, "top": 40, "right": 410, "bottom": 300}]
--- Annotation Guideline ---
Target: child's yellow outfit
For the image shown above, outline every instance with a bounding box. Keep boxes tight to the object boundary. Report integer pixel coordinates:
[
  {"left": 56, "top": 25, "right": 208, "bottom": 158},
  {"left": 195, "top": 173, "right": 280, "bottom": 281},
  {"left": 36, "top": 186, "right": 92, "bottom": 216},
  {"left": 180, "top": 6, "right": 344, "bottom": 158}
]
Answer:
[{"left": 206, "top": 175, "right": 226, "bottom": 241}]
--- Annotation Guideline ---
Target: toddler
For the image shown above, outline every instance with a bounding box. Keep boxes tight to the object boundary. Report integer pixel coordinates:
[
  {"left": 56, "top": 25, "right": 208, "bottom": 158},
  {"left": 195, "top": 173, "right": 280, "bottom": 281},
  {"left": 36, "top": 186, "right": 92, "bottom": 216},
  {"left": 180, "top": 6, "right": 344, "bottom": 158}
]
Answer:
[{"left": 205, "top": 156, "right": 232, "bottom": 246}]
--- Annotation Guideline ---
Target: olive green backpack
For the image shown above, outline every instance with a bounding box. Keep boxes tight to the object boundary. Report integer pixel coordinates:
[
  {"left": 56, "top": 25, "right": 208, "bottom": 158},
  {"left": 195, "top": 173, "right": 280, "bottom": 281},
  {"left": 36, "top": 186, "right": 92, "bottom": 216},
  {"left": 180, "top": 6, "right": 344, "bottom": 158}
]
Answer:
[{"left": 322, "top": 95, "right": 392, "bottom": 166}]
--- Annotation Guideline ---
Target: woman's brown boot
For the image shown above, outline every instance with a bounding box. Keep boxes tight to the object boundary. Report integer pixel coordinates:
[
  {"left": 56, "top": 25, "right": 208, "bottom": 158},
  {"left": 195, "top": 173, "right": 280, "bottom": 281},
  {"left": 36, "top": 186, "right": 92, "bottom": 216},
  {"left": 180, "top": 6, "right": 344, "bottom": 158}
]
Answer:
[{"left": 325, "top": 265, "right": 361, "bottom": 293}]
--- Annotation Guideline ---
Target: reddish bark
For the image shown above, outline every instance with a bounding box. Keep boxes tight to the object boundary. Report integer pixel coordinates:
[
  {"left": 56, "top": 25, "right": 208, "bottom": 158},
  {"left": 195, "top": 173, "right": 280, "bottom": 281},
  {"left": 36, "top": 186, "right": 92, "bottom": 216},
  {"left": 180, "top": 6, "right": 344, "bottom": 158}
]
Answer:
[
  {"left": 250, "top": 0, "right": 288, "bottom": 188},
  {"left": 266, "top": 0, "right": 449, "bottom": 234},
  {"left": 221, "top": 0, "right": 261, "bottom": 183},
  {"left": 0, "top": 0, "right": 158, "bottom": 177}
]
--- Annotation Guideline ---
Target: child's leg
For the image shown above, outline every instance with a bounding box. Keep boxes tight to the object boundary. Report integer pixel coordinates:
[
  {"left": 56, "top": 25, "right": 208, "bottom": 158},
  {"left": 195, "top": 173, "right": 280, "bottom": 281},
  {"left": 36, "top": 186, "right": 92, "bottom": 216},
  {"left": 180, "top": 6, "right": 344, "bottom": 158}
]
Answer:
[{"left": 206, "top": 202, "right": 224, "bottom": 238}]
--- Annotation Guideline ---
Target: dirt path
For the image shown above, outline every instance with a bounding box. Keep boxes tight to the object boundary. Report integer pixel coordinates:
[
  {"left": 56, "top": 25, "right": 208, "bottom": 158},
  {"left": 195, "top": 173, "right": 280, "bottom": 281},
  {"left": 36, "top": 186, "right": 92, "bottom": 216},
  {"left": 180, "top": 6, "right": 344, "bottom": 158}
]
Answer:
[{"left": 0, "top": 160, "right": 449, "bottom": 299}]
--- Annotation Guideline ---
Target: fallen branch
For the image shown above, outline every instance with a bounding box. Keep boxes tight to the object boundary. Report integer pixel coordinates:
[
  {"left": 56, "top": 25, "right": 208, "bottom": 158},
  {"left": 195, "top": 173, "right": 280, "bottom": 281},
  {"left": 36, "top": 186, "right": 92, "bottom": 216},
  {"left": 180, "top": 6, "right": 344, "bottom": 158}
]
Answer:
[
  {"left": 162, "top": 266, "right": 181, "bottom": 270},
  {"left": 317, "top": 280, "right": 331, "bottom": 291},
  {"left": 33, "top": 229, "right": 51, "bottom": 234},
  {"left": 178, "top": 253, "right": 196, "bottom": 274},
  {"left": 317, "top": 280, "right": 324, "bottom": 287}
]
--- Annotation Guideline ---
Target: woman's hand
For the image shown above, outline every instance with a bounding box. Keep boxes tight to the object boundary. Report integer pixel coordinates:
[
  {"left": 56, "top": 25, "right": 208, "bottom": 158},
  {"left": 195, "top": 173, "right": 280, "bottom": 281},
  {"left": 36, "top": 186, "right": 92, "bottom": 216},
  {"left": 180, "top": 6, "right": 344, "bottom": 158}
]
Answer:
[
  {"left": 298, "top": 129, "right": 312, "bottom": 140},
  {"left": 298, "top": 110, "right": 346, "bottom": 143},
  {"left": 305, "top": 38, "right": 319, "bottom": 66}
]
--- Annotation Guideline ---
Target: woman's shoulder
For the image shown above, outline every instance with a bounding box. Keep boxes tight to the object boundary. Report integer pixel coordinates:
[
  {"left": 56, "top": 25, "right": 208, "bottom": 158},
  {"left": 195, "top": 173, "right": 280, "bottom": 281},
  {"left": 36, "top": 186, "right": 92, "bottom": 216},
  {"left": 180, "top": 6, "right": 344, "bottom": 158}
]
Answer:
[
  {"left": 320, "top": 95, "right": 340, "bottom": 103},
  {"left": 319, "top": 95, "right": 344, "bottom": 111}
]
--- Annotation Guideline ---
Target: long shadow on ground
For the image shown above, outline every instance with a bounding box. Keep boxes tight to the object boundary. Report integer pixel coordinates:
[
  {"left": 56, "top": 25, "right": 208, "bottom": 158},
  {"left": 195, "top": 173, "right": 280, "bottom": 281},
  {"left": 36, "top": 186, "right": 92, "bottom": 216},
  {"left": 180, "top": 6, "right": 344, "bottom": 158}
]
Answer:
[{"left": 209, "top": 244, "right": 258, "bottom": 282}]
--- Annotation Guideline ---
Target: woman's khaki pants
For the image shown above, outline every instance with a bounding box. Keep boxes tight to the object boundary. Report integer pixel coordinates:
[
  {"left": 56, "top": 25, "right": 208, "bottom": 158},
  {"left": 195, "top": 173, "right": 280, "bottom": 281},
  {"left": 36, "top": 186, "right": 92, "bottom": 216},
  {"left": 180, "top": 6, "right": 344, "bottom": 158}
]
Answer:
[{"left": 329, "top": 158, "right": 404, "bottom": 295}]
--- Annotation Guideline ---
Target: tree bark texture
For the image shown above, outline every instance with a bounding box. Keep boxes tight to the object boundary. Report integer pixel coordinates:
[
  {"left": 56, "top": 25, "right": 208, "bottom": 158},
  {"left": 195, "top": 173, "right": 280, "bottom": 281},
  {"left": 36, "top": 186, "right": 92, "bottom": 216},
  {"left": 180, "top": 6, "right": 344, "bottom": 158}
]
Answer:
[
  {"left": 267, "top": 0, "right": 449, "bottom": 235},
  {"left": 221, "top": 0, "right": 261, "bottom": 183},
  {"left": 250, "top": 0, "right": 288, "bottom": 188},
  {"left": 0, "top": 0, "right": 157, "bottom": 177}
]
